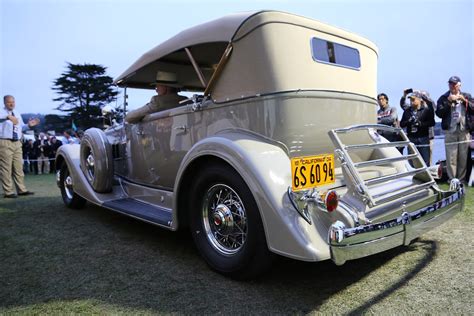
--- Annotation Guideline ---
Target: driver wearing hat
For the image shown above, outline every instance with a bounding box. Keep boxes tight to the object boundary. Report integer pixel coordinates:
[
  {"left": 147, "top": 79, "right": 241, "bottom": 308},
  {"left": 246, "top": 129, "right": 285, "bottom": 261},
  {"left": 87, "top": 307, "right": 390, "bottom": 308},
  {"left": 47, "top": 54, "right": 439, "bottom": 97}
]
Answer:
[{"left": 125, "top": 71, "right": 187, "bottom": 124}]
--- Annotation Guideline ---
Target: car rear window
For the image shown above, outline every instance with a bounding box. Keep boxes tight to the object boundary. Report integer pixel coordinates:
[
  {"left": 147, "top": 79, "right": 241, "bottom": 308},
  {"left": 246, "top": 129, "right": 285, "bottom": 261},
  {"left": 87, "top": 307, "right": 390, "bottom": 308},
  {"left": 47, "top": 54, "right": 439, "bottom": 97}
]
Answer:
[{"left": 311, "top": 37, "right": 361, "bottom": 69}]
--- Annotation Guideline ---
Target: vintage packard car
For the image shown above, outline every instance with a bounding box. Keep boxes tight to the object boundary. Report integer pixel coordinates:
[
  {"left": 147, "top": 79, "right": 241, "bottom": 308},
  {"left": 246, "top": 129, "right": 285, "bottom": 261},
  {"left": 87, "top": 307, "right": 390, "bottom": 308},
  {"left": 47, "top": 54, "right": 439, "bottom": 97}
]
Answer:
[{"left": 56, "top": 11, "right": 465, "bottom": 279}]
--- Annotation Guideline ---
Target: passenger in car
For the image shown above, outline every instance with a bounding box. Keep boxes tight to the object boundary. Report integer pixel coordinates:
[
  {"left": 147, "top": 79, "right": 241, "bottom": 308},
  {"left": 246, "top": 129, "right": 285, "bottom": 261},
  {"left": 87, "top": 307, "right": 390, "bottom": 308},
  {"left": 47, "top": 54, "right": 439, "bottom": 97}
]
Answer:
[{"left": 125, "top": 71, "right": 187, "bottom": 124}]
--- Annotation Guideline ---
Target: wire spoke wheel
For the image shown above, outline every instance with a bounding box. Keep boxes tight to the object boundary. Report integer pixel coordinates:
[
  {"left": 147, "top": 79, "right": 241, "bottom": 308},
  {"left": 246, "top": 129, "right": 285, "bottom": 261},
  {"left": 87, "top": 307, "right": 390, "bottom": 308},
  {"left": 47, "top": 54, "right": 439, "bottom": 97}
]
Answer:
[
  {"left": 59, "top": 163, "right": 86, "bottom": 209},
  {"left": 190, "top": 164, "right": 273, "bottom": 279},
  {"left": 202, "top": 184, "right": 247, "bottom": 255}
]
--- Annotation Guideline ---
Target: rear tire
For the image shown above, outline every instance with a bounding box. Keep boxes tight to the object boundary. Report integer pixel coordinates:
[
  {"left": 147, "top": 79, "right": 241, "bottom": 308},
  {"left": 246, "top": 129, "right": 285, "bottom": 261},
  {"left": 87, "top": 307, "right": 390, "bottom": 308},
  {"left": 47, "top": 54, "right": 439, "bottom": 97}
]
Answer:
[
  {"left": 189, "top": 164, "right": 273, "bottom": 280},
  {"left": 60, "top": 163, "right": 86, "bottom": 209}
]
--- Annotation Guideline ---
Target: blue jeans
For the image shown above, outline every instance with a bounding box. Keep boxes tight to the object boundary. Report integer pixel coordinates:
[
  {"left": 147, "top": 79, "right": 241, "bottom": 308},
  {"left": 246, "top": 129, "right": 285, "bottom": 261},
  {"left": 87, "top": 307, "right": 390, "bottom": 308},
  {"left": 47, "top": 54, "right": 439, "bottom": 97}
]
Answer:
[{"left": 409, "top": 136, "right": 430, "bottom": 166}]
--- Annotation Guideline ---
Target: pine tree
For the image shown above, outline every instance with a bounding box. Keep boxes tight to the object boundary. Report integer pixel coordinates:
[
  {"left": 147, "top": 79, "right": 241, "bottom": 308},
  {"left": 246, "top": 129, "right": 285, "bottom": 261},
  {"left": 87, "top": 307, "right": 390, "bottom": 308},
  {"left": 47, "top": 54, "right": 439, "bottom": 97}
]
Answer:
[{"left": 52, "top": 62, "right": 118, "bottom": 129}]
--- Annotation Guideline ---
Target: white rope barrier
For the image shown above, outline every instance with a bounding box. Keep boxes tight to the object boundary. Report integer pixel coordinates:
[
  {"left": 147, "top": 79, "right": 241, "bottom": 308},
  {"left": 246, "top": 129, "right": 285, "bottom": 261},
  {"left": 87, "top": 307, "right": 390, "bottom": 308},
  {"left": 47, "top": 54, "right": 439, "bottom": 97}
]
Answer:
[
  {"left": 410, "top": 139, "right": 472, "bottom": 148},
  {"left": 23, "top": 157, "right": 58, "bottom": 163}
]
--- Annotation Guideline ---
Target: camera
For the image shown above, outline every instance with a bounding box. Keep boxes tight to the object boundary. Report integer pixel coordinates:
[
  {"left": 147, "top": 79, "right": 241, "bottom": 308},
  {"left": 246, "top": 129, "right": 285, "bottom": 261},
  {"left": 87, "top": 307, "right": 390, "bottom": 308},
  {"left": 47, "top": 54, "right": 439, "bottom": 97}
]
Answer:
[{"left": 404, "top": 88, "right": 413, "bottom": 95}]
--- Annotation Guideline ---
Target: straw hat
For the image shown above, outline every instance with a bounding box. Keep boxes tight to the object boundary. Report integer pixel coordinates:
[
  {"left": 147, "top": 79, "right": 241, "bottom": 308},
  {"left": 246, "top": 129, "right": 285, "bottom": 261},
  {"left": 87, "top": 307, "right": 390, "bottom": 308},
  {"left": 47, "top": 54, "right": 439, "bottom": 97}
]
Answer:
[{"left": 153, "top": 71, "right": 182, "bottom": 88}]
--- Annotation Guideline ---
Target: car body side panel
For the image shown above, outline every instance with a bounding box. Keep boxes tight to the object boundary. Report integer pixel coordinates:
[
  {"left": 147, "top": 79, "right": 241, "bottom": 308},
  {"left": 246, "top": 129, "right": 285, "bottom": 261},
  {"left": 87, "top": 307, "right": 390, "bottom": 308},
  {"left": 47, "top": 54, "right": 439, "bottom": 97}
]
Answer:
[{"left": 121, "top": 91, "right": 377, "bottom": 190}]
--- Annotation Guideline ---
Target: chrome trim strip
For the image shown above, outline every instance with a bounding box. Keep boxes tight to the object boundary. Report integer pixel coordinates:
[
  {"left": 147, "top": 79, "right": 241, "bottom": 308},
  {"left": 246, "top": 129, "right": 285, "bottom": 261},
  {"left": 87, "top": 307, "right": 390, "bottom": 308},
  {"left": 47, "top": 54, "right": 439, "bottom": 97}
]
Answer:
[
  {"left": 365, "top": 167, "right": 428, "bottom": 186},
  {"left": 354, "top": 154, "right": 418, "bottom": 168},
  {"left": 332, "top": 124, "right": 401, "bottom": 134},
  {"left": 345, "top": 141, "right": 409, "bottom": 150}
]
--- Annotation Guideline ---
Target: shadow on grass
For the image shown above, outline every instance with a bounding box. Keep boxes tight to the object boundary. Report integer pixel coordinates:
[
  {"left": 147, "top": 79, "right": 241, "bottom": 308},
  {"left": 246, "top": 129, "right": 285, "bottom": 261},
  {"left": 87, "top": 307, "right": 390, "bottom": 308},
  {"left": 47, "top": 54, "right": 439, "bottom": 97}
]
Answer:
[
  {"left": 0, "top": 194, "right": 438, "bottom": 314},
  {"left": 346, "top": 240, "right": 437, "bottom": 315}
]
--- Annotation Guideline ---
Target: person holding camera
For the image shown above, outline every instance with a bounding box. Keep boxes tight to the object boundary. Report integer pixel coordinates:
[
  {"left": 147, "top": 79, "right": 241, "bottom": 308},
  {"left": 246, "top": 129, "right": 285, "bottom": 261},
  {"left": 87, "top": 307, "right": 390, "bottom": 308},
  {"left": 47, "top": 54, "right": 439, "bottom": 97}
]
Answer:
[
  {"left": 436, "top": 76, "right": 473, "bottom": 183},
  {"left": 401, "top": 89, "right": 436, "bottom": 163},
  {"left": 400, "top": 91, "right": 435, "bottom": 165},
  {"left": 35, "top": 132, "right": 51, "bottom": 174}
]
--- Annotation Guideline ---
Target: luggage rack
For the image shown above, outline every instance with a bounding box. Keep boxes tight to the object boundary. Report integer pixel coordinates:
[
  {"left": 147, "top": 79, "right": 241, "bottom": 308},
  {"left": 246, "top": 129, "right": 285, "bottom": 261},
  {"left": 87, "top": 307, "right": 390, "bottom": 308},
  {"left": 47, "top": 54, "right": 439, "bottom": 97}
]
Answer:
[{"left": 328, "top": 124, "right": 435, "bottom": 207}]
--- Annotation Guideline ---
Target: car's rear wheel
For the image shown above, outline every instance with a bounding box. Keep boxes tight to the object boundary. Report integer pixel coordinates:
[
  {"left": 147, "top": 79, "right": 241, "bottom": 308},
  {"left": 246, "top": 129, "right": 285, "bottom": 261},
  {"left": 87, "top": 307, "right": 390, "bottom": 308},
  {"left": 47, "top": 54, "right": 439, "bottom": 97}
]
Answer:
[
  {"left": 60, "top": 163, "right": 86, "bottom": 209},
  {"left": 189, "top": 164, "right": 273, "bottom": 280},
  {"left": 80, "top": 128, "right": 113, "bottom": 193}
]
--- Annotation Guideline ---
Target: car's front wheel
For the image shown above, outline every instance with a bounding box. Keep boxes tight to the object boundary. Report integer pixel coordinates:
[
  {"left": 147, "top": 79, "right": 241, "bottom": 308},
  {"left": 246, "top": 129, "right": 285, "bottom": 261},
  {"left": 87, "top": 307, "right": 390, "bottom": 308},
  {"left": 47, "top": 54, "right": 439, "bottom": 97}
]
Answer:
[
  {"left": 59, "top": 163, "right": 86, "bottom": 209},
  {"left": 189, "top": 164, "right": 273, "bottom": 279}
]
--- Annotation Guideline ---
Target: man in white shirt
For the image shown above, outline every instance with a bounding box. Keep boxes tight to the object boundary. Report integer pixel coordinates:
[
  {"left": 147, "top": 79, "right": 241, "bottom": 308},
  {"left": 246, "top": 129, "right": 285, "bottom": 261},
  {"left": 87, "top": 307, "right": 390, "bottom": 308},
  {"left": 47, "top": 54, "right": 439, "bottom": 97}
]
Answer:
[{"left": 0, "top": 95, "right": 40, "bottom": 198}]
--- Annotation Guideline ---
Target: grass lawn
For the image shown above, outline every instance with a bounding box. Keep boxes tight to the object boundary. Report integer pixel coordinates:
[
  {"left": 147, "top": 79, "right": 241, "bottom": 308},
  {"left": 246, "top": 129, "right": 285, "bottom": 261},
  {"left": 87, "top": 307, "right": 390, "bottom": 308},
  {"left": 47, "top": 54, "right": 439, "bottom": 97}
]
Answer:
[{"left": 1, "top": 174, "right": 473, "bottom": 314}]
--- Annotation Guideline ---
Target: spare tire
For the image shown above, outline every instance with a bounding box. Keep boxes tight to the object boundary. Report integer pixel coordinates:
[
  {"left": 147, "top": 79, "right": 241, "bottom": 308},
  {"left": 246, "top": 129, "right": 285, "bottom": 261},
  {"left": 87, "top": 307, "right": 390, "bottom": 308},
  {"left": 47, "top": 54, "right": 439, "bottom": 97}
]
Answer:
[{"left": 80, "top": 128, "right": 113, "bottom": 193}]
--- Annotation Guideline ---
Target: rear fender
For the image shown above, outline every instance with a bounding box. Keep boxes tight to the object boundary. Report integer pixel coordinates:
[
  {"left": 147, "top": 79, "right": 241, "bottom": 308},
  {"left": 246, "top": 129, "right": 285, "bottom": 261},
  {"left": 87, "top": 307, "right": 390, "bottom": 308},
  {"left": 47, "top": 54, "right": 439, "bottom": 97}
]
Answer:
[{"left": 174, "top": 129, "right": 332, "bottom": 261}]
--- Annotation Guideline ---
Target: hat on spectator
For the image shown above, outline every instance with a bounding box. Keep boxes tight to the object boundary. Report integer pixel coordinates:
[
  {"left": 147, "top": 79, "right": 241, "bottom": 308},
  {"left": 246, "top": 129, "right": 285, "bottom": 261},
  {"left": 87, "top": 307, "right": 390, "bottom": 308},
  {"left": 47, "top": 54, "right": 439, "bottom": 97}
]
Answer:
[
  {"left": 448, "top": 76, "right": 461, "bottom": 84},
  {"left": 408, "top": 91, "right": 423, "bottom": 99}
]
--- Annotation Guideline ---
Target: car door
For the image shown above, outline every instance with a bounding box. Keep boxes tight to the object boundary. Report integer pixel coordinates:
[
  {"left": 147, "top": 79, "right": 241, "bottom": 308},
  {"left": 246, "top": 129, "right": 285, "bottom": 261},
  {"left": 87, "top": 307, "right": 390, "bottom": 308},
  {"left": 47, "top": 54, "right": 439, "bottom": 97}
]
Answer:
[{"left": 125, "top": 106, "right": 196, "bottom": 189}]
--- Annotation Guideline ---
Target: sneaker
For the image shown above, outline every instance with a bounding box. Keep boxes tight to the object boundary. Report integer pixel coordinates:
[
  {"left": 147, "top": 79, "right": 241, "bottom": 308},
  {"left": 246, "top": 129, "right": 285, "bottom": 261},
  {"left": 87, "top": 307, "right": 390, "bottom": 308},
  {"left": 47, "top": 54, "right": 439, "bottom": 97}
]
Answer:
[
  {"left": 4, "top": 194, "right": 18, "bottom": 198},
  {"left": 18, "top": 191, "right": 34, "bottom": 196}
]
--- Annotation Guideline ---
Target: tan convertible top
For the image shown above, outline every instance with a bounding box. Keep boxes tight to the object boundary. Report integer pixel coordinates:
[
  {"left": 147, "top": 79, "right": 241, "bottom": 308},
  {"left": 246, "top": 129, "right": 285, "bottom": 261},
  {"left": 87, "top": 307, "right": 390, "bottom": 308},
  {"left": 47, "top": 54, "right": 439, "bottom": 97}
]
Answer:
[
  {"left": 115, "top": 10, "right": 379, "bottom": 99},
  {"left": 114, "top": 11, "right": 254, "bottom": 88}
]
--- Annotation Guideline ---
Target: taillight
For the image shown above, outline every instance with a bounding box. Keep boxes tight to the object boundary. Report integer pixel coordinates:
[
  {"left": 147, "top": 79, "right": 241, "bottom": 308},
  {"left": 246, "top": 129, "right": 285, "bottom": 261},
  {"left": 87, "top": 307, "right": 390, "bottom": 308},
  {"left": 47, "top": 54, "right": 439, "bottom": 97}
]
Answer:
[{"left": 325, "top": 190, "right": 339, "bottom": 212}]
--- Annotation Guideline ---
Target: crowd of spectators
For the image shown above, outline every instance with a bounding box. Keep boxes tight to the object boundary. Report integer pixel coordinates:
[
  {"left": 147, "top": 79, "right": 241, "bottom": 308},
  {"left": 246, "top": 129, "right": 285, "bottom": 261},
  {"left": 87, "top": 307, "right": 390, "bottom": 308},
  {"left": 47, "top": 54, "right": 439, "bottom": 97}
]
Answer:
[
  {"left": 377, "top": 76, "right": 473, "bottom": 184},
  {"left": 21, "top": 129, "right": 83, "bottom": 175}
]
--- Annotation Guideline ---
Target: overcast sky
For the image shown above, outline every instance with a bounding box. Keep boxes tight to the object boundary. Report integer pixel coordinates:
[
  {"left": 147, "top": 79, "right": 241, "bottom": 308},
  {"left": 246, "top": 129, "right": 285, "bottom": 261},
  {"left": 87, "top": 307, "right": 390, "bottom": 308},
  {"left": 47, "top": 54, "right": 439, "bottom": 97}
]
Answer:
[{"left": 1, "top": 0, "right": 473, "bottom": 117}]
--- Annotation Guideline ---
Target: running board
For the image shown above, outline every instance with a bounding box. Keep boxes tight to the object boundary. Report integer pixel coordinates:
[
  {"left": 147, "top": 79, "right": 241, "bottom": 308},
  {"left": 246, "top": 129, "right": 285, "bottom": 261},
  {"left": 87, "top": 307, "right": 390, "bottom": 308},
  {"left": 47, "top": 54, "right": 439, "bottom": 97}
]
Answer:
[{"left": 102, "top": 198, "right": 172, "bottom": 228}]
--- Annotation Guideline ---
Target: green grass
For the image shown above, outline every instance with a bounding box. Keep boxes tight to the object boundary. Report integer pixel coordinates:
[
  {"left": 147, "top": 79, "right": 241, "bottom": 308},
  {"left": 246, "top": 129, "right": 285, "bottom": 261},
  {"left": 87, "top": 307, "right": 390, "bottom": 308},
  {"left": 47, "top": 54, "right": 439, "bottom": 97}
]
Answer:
[{"left": 1, "top": 174, "right": 473, "bottom": 314}]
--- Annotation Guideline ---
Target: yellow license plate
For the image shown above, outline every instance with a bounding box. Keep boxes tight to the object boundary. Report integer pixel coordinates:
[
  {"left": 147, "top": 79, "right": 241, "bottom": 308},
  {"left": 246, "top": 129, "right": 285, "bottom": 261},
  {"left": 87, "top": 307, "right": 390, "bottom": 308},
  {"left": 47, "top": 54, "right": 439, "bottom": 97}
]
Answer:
[{"left": 291, "top": 154, "right": 335, "bottom": 191}]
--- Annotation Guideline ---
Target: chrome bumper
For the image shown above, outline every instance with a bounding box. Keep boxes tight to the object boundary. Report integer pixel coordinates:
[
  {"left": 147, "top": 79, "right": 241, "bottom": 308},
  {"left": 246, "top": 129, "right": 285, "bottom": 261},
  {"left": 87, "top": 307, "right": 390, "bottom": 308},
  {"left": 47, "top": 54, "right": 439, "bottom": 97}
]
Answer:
[{"left": 329, "top": 186, "right": 465, "bottom": 265}]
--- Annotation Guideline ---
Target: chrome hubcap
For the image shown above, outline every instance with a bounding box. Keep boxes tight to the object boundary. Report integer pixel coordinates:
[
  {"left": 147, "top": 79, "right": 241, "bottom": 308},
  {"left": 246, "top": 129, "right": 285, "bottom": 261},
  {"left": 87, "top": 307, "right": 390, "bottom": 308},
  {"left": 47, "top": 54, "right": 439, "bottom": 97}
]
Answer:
[
  {"left": 85, "top": 153, "right": 95, "bottom": 180},
  {"left": 202, "top": 184, "right": 247, "bottom": 255},
  {"left": 64, "top": 174, "right": 74, "bottom": 200},
  {"left": 213, "top": 204, "right": 234, "bottom": 233}
]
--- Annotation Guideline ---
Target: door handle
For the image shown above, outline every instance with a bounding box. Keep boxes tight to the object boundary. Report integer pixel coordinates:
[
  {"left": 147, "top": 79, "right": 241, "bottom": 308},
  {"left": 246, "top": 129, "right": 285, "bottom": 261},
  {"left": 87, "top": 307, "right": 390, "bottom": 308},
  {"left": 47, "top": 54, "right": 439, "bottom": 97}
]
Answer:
[{"left": 174, "top": 125, "right": 187, "bottom": 132}]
